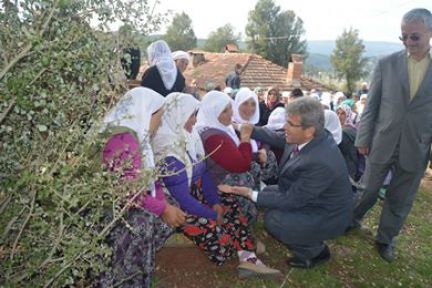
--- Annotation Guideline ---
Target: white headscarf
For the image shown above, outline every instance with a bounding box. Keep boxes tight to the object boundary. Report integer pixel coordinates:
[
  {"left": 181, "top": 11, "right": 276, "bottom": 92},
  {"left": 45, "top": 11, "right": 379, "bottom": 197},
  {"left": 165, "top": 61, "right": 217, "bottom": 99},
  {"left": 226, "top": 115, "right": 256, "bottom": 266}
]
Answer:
[
  {"left": 147, "top": 40, "right": 178, "bottom": 90},
  {"left": 233, "top": 87, "right": 260, "bottom": 152},
  {"left": 101, "top": 87, "right": 165, "bottom": 197},
  {"left": 153, "top": 93, "right": 202, "bottom": 186},
  {"left": 171, "top": 50, "right": 190, "bottom": 62},
  {"left": 324, "top": 109, "right": 342, "bottom": 145},
  {"left": 196, "top": 91, "right": 240, "bottom": 146},
  {"left": 266, "top": 107, "right": 286, "bottom": 131}
]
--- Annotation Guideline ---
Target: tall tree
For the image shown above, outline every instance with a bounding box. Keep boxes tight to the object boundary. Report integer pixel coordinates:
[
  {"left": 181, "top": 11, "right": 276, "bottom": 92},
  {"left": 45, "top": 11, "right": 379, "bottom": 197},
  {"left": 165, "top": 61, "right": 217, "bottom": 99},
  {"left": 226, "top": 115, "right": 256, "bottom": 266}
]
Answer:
[
  {"left": 246, "top": 0, "right": 307, "bottom": 67},
  {"left": 164, "top": 12, "right": 197, "bottom": 51},
  {"left": 331, "top": 28, "right": 368, "bottom": 93},
  {"left": 204, "top": 24, "right": 241, "bottom": 52}
]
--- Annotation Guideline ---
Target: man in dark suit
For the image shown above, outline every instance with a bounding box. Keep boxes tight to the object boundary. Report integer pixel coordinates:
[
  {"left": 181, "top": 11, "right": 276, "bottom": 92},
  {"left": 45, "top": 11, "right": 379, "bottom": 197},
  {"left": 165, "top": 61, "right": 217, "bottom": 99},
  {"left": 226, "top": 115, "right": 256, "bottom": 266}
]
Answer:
[
  {"left": 220, "top": 97, "right": 353, "bottom": 268},
  {"left": 351, "top": 8, "right": 432, "bottom": 262}
]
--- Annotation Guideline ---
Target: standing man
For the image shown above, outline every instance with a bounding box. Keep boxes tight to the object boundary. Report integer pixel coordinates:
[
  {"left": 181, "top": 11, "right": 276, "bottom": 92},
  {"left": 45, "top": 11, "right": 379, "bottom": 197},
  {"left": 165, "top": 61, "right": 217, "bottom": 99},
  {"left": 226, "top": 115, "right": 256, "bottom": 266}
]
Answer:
[
  {"left": 220, "top": 97, "right": 353, "bottom": 269},
  {"left": 225, "top": 63, "right": 242, "bottom": 89},
  {"left": 352, "top": 8, "right": 432, "bottom": 262}
]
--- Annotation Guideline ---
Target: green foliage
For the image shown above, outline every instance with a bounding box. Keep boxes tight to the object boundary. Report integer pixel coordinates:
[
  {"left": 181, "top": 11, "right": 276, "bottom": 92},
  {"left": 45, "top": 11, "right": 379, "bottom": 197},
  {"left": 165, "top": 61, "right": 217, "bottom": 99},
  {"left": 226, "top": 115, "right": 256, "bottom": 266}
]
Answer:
[
  {"left": 164, "top": 12, "right": 197, "bottom": 51},
  {"left": 245, "top": 0, "right": 307, "bottom": 67},
  {"left": 204, "top": 24, "right": 241, "bottom": 52},
  {"left": 0, "top": 0, "right": 165, "bottom": 286},
  {"left": 330, "top": 28, "right": 368, "bottom": 93}
]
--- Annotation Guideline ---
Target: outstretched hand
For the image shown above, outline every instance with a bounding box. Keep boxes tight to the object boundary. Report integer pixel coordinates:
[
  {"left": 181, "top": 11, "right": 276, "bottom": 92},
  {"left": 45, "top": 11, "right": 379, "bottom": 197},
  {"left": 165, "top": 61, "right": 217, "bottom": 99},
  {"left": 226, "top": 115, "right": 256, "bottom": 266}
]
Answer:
[{"left": 218, "top": 184, "right": 251, "bottom": 198}]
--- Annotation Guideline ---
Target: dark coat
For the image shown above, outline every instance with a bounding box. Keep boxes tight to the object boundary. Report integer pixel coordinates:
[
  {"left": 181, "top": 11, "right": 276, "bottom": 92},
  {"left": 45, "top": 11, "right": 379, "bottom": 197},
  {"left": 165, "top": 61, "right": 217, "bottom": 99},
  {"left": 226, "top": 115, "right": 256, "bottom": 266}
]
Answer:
[
  {"left": 140, "top": 65, "right": 185, "bottom": 96},
  {"left": 252, "top": 127, "right": 353, "bottom": 243}
]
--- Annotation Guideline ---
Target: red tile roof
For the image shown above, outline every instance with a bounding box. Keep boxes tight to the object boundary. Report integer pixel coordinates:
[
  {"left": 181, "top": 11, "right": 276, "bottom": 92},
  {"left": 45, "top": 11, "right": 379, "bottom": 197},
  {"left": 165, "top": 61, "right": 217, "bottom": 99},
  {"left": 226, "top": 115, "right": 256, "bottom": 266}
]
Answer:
[
  {"left": 183, "top": 51, "right": 329, "bottom": 92},
  {"left": 138, "top": 51, "right": 329, "bottom": 93}
]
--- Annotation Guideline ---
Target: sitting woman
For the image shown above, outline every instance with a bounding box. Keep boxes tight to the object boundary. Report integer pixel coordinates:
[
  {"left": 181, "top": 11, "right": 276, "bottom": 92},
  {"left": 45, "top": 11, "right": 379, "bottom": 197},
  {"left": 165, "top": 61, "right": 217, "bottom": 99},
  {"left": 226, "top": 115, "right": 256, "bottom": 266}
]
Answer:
[
  {"left": 233, "top": 87, "right": 279, "bottom": 185},
  {"left": 153, "top": 93, "right": 280, "bottom": 278},
  {"left": 336, "top": 103, "right": 363, "bottom": 191},
  {"left": 140, "top": 40, "right": 185, "bottom": 96},
  {"left": 97, "top": 87, "right": 185, "bottom": 287},
  {"left": 195, "top": 91, "right": 257, "bottom": 225}
]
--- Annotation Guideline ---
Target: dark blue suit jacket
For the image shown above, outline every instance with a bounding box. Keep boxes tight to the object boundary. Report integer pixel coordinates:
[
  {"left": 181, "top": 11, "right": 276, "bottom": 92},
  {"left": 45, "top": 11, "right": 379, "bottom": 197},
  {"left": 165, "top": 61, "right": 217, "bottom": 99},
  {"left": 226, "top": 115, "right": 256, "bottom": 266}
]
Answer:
[{"left": 252, "top": 127, "right": 353, "bottom": 242}]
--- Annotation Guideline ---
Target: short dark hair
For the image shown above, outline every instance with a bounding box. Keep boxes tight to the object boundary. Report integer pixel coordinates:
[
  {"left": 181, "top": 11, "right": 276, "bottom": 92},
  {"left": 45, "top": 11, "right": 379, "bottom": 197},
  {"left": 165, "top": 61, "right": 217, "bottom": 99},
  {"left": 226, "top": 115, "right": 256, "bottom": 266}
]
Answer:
[
  {"left": 286, "top": 97, "right": 324, "bottom": 134},
  {"left": 290, "top": 88, "right": 304, "bottom": 98}
]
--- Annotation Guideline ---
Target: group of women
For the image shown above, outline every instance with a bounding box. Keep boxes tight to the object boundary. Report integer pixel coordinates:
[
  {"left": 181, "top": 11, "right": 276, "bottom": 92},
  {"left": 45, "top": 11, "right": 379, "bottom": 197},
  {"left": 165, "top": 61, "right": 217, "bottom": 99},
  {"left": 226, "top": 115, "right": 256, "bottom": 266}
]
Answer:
[{"left": 96, "top": 84, "right": 282, "bottom": 286}]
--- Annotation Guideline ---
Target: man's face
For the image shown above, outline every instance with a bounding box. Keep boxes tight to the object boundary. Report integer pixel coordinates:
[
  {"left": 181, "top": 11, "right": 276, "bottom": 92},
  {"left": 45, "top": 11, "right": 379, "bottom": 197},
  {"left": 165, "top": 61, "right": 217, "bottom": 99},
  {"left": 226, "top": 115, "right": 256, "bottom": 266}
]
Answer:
[
  {"left": 283, "top": 113, "right": 314, "bottom": 144},
  {"left": 401, "top": 20, "right": 432, "bottom": 59},
  {"left": 176, "top": 59, "right": 189, "bottom": 73}
]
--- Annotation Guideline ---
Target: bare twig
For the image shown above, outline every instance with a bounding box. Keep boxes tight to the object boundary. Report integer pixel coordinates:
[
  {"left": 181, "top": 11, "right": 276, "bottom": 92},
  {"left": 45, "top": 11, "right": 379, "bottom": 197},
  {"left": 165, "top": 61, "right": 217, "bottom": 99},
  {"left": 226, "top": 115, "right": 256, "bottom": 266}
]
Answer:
[
  {"left": 40, "top": 209, "right": 64, "bottom": 268},
  {"left": 10, "top": 190, "right": 37, "bottom": 260},
  {"left": 0, "top": 194, "right": 12, "bottom": 215},
  {"left": 0, "top": 43, "right": 32, "bottom": 82},
  {"left": 42, "top": 251, "right": 86, "bottom": 288},
  {"left": 1, "top": 206, "right": 27, "bottom": 243},
  {"left": 0, "top": 0, "right": 58, "bottom": 82},
  {"left": 0, "top": 97, "right": 16, "bottom": 125}
]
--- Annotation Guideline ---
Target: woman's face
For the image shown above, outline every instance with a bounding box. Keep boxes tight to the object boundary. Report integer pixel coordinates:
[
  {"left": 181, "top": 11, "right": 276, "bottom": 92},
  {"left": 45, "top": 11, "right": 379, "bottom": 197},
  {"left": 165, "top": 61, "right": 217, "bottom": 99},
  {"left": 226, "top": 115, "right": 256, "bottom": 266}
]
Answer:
[
  {"left": 336, "top": 108, "right": 347, "bottom": 126},
  {"left": 218, "top": 104, "right": 233, "bottom": 126},
  {"left": 149, "top": 108, "right": 164, "bottom": 137},
  {"left": 267, "top": 89, "right": 279, "bottom": 104},
  {"left": 184, "top": 110, "right": 198, "bottom": 133},
  {"left": 238, "top": 98, "right": 256, "bottom": 121}
]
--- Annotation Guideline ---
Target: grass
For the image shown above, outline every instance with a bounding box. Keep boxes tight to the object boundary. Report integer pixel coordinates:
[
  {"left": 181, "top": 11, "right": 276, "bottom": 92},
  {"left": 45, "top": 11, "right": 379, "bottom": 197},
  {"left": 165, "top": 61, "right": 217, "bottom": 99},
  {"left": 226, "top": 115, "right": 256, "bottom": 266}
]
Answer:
[{"left": 155, "top": 183, "right": 432, "bottom": 287}]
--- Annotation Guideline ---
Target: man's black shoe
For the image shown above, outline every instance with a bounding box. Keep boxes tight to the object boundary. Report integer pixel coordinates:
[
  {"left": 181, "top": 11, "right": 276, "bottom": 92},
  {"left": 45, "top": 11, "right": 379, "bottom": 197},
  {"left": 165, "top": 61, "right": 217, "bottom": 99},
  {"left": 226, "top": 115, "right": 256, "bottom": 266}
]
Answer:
[
  {"left": 287, "top": 245, "right": 331, "bottom": 269},
  {"left": 376, "top": 242, "right": 394, "bottom": 262}
]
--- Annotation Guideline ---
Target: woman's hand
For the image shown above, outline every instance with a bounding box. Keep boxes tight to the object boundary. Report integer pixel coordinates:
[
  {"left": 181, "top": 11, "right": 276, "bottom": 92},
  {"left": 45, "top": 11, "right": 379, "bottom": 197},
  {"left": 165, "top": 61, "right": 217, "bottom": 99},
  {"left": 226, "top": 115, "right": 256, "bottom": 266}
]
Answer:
[
  {"left": 218, "top": 184, "right": 252, "bottom": 198},
  {"left": 161, "top": 203, "right": 186, "bottom": 228},
  {"left": 240, "top": 123, "right": 254, "bottom": 142}
]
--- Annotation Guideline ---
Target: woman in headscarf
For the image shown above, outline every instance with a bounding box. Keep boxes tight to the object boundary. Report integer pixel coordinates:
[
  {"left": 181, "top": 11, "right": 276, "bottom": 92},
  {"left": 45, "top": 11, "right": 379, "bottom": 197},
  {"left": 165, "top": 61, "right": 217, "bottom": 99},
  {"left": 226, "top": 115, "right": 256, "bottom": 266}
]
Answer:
[
  {"left": 324, "top": 109, "right": 342, "bottom": 145},
  {"left": 140, "top": 40, "right": 185, "bottom": 96},
  {"left": 233, "top": 88, "right": 279, "bottom": 185},
  {"left": 97, "top": 87, "right": 185, "bottom": 287},
  {"left": 264, "top": 106, "right": 286, "bottom": 164},
  {"left": 258, "top": 86, "right": 284, "bottom": 126},
  {"left": 336, "top": 103, "right": 362, "bottom": 188},
  {"left": 196, "top": 91, "right": 258, "bottom": 226},
  {"left": 154, "top": 93, "right": 280, "bottom": 278}
]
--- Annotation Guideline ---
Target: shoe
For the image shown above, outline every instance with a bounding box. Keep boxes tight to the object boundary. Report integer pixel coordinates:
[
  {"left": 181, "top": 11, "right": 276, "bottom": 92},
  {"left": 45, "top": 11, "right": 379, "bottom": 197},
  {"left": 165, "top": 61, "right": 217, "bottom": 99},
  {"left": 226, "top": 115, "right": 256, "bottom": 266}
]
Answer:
[
  {"left": 287, "top": 245, "right": 331, "bottom": 269},
  {"left": 256, "top": 239, "right": 266, "bottom": 255},
  {"left": 237, "top": 261, "right": 281, "bottom": 279},
  {"left": 376, "top": 242, "right": 394, "bottom": 262}
]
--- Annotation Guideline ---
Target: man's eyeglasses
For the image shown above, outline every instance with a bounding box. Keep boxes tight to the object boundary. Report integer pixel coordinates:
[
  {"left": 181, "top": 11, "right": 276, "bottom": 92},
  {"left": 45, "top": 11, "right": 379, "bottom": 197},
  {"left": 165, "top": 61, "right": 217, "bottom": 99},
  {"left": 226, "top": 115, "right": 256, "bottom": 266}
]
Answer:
[{"left": 399, "top": 34, "right": 421, "bottom": 42}]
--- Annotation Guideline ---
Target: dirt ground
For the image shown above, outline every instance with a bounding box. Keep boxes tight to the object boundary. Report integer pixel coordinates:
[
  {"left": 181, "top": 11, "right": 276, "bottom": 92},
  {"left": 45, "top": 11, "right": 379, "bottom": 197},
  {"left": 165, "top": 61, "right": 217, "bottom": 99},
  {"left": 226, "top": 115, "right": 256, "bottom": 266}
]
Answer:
[{"left": 154, "top": 173, "right": 432, "bottom": 288}]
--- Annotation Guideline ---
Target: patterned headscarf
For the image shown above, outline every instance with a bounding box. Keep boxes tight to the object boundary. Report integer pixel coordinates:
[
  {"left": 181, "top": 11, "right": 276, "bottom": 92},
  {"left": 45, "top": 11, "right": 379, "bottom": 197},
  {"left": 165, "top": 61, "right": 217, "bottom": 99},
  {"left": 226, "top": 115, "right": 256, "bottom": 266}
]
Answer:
[{"left": 337, "top": 103, "right": 356, "bottom": 129}]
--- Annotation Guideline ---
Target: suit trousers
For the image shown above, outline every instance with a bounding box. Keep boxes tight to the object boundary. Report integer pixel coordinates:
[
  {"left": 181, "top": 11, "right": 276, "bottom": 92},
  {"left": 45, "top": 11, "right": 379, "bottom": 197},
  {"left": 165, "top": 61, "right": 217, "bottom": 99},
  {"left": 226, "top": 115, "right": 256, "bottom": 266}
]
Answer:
[
  {"left": 353, "top": 151, "right": 424, "bottom": 244},
  {"left": 263, "top": 209, "right": 325, "bottom": 261}
]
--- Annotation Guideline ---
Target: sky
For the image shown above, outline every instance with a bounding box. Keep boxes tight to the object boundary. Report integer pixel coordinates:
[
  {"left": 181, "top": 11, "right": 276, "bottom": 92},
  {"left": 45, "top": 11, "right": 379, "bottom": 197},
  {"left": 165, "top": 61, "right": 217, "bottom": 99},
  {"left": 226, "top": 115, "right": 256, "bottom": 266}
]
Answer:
[{"left": 152, "top": 0, "right": 432, "bottom": 43}]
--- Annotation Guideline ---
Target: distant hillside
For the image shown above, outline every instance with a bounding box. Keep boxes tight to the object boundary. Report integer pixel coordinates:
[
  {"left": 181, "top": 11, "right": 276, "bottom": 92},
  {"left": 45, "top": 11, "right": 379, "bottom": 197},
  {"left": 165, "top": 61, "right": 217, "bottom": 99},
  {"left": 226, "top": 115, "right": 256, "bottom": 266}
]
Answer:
[
  {"left": 307, "top": 40, "right": 403, "bottom": 57},
  {"left": 197, "top": 38, "right": 403, "bottom": 72}
]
